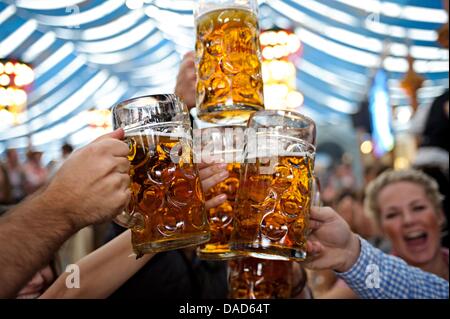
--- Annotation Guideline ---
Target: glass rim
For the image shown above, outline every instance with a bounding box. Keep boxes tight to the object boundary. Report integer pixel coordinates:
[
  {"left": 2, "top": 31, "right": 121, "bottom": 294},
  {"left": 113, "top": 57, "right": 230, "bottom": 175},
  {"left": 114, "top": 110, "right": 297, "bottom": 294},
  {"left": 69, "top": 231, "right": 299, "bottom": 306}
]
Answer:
[
  {"left": 113, "top": 93, "right": 186, "bottom": 111},
  {"left": 193, "top": 0, "right": 259, "bottom": 19},
  {"left": 247, "top": 110, "right": 316, "bottom": 128},
  {"left": 198, "top": 124, "right": 247, "bottom": 131}
]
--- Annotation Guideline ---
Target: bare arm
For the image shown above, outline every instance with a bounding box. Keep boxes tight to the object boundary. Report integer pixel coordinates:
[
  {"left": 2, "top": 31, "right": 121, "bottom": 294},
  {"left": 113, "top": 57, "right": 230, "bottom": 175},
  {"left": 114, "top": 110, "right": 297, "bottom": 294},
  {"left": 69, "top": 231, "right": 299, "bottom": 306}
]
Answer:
[
  {"left": 0, "top": 192, "right": 75, "bottom": 298},
  {"left": 0, "top": 129, "right": 130, "bottom": 298},
  {"left": 41, "top": 163, "right": 230, "bottom": 299},
  {"left": 40, "top": 230, "right": 152, "bottom": 299}
]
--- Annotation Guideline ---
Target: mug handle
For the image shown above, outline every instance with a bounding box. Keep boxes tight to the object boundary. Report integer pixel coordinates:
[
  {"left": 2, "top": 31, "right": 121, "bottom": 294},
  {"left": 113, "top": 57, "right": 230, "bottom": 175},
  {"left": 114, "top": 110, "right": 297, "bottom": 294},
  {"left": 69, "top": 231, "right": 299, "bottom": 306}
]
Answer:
[
  {"left": 311, "top": 175, "right": 322, "bottom": 207},
  {"left": 305, "top": 175, "right": 321, "bottom": 238}
]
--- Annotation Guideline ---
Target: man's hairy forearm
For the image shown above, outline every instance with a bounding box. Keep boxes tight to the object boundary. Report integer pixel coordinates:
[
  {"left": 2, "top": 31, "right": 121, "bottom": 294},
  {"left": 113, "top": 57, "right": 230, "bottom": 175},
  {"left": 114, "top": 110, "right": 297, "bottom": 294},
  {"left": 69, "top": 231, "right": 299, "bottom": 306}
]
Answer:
[{"left": 0, "top": 191, "right": 75, "bottom": 298}]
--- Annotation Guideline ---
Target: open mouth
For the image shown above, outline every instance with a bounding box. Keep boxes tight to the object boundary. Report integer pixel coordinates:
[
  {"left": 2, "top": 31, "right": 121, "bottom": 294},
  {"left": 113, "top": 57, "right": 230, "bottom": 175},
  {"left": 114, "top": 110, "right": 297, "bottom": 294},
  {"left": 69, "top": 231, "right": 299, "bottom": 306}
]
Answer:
[{"left": 403, "top": 231, "right": 428, "bottom": 249}]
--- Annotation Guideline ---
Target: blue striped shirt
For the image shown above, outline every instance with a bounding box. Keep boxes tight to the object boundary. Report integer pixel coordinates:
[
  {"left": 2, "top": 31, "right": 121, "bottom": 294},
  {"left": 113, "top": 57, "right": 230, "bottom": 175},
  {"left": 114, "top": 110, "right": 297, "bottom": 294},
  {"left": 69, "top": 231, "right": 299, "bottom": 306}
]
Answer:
[{"left": 337, "top": 237, "right": 449, "bottom": 299}]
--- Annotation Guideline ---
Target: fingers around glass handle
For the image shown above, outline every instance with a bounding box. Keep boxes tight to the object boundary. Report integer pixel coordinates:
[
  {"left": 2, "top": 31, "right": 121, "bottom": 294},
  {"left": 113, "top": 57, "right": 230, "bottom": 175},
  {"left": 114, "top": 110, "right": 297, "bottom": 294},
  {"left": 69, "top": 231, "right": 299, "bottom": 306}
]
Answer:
[
  {"left": 306, "top": 175, "right": 321, "bottom": 237},
  {"left": 113, "top": 211, "right": 144, "bottom": 229},
  {"left": 311, "top": 175, "right": 322, "bottom": 207}
]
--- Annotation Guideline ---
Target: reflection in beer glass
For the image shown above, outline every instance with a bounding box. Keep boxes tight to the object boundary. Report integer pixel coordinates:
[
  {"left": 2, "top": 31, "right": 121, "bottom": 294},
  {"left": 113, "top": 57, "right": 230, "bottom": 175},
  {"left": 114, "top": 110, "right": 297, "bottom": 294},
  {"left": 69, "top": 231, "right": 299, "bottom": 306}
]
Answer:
[
  {"left": 228, "top": 257, "right": 307, "bottom": 299},
  {"left": 230, "top": 110, "right": 317, "bottom": 261},
  {"left": 112, "top": 95, "right": 210, "bottom": 257},
  {"left": 194, "top": 0, "right": 264, "bottom": 124}
]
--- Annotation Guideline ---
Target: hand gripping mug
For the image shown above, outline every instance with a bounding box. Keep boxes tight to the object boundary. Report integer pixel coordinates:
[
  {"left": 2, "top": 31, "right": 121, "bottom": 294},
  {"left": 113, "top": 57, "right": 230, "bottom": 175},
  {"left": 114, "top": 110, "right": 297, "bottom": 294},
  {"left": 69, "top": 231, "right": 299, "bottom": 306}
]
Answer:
[
  {"left": 230, "top": 110, "right": 317, "bottom": 261},
  {"left": 112, "top": 94, "right": 210, "bottom": 256}
]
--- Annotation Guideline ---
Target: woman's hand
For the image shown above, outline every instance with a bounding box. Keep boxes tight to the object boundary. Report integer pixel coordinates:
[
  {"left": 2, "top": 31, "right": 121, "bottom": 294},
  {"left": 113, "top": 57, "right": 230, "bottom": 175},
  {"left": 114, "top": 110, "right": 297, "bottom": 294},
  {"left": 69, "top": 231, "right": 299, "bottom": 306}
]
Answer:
[
  {"left": 305, "top": 207, "right": 361, "bottom": 273},
  {"left": 198, "top": 163, "right": 229, "bottom": 210}
]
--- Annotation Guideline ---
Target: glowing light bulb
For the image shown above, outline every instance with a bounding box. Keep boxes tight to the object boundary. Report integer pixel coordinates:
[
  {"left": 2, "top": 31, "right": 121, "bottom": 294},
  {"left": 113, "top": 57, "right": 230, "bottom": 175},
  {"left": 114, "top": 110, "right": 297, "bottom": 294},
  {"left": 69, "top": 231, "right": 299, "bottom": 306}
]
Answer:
[
  {"left": 0, "top": 109, "right": 14, "bottom": 127},
  {"left": 360, "top": 140, "right": 373, "bottom": 154},
  {"left": 286, "top": 91, "right": 304, "bottom": 109},
  {"left": 277, "top": 31, "right": 289, "bottom": 44},
  {"left": 287, "top": 34, "right": 301, "bottom": 54},
  {"left": 4, "top": 62, "right": 14, "bottom": 74},
  {"left": 12, "top": 88, "right": 27, "bottom": 106},
  {"left": 0, "top": 74, "right": 10, "bottom": 86},
  {"left": 262, "top": 46, "right": 274, "bottom": 60}
]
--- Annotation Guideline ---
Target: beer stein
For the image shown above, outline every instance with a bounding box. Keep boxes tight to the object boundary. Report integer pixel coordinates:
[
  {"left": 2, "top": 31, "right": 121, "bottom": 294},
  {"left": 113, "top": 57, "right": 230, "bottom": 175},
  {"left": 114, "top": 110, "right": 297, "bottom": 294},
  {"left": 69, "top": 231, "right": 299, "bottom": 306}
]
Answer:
[
  {"left": 195, "top": 125, "right": 246, "bottom": 260},
  {"left": 194, "top": 0, "right": 264, "bottom": 124},
  {"left": 230, "top": 110, "right": 317, "bottom": 261},
  {"left": 228, "top": 257, "right": 307, "bottom": 299},
  {"left": 112, "top": 94, "right": 210, "bottom": 256}
]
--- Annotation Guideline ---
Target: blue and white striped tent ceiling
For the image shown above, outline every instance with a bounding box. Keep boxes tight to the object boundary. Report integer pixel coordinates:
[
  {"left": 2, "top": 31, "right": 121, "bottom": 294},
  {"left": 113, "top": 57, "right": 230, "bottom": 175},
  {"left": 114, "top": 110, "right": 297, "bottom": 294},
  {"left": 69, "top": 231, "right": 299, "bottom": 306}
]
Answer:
[{"left": 0, "top": 0, "right": 448, "bottom": 153}]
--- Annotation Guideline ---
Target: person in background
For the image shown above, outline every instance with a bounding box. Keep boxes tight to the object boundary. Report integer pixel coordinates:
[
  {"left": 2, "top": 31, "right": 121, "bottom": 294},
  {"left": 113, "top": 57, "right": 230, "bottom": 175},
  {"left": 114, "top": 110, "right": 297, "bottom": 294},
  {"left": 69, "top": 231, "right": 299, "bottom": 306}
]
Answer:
[
  {"left": 412, "top": 89, "right": 450, "bottom": 248},
  {"left": 335, "top": 191, "right": 379, "bottom": 240},
  {"left": 47, "top": 142, "right": 74, "bottom": 179},
  {"left": 365, "top": 169, "right": 448, "bottom": 281},
  {"left": 304, "top": 206, "right": 448, "bottom": 299},
  {"left": 411, "top": 3, "right": 448, "bottom": 246},
  {"left": 312, "top": 169, "right": 448, "bottom": 298},
  {"left": 175, "top": 51, "right": 196, "bottom": 110},
  {"left": 2, "top": 149, "right": 26, "bottom": 203},
  {"left": 412, "top": 89, "right": 449, "bottom": 248},
  {"left": 23, "top": 150, "right": 48, "bottom": 195},
  {"left": 0, "top": 161, "right": 12, "bottom": 205}
]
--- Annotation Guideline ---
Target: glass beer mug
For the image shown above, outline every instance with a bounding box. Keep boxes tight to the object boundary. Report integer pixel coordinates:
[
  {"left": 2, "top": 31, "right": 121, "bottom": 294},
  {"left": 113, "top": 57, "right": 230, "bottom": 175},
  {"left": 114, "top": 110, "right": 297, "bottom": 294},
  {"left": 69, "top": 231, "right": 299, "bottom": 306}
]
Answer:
[
  {"left": 112, "top": 94, "right": 210, "bottom": 256},
  {"left": 195, "top": 125, "right": 245, "bottom": 260},
  {"left": 230, "top": 110, "right": 317, "bottom": 261},
  {"left": 228, "top": 257, "right": 307, "bottom": 299},
  {"left": 194, "top": 0, "right": 264, "bottom": 124}
]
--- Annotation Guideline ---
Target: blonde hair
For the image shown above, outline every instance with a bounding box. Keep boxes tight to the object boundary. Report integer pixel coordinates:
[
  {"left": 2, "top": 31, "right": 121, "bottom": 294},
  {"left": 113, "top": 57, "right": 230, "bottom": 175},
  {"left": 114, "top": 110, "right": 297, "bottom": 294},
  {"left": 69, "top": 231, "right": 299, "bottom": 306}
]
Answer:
[{"left": 364, "top": 169, "right": 444, "bottom": 224}]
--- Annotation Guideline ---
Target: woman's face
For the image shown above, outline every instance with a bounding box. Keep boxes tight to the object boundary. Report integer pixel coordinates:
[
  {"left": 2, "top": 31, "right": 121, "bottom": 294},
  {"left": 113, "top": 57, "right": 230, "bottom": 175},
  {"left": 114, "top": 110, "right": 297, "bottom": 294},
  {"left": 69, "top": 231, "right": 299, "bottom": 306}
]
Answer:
[
  {"left": 16, "top": 265, "right": 55, "bottom": 299},
  {"left": 378, "top": 181, "right": 444, "bottom": 266}
]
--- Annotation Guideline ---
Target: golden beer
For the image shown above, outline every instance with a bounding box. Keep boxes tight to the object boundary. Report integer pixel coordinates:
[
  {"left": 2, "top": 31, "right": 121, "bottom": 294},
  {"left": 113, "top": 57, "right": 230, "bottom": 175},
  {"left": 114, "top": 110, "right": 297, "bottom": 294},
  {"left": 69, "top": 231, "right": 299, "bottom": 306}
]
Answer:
[
  {"left": 195, "top": 7, "right": 264, "bottom": 124},
  {"left": 231, "top": 152, "right": 314, "bottom": 260},
  {"left": 228, "top": 257, "right": 302, "bottom": 299},
  {"left": 197, "top": 162, "right": 240, "bottom": 259},
  {"left": 127, "top": 131, "right": 209, "bottom": 256},
  {"left": 195, "top": 125, "right": 245, "bottom": 259}
]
